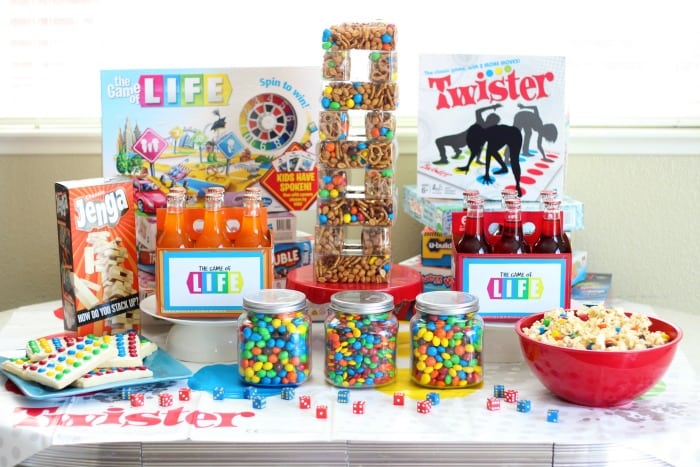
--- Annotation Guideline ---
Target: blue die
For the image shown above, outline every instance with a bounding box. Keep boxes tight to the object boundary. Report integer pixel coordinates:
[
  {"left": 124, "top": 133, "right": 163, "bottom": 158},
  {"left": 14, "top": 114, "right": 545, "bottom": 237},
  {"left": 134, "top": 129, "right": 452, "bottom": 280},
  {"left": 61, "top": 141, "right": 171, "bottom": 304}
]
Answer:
[
  {"left": 213, "top": 386, "right": 225, "bottom": 400},
  {"left": 516, "top": 399, "right": 531, "bottom": 413},
  {"left": 493, "top": 384, "right": 505, "bottom": 398},
  {"left": 281, "top": 387, "right": 295, "bottom": 400},
  {"left": 337, "top": 389, "right": 350, "bottom": 403},
  {"left": 252, "top": 395, "right": 267, "bottom": 409},
  {"left": 547, "top": 409, "right": 559, "bottom": 422},
  {"left": 426, "top": 392, "right": 440, "bottom": 406},
  {"left": 120, "top": 387, "right": 133, "bottom": 400},
  {"left": 243, "top": 386, "right": 258, "bottom": 399}
]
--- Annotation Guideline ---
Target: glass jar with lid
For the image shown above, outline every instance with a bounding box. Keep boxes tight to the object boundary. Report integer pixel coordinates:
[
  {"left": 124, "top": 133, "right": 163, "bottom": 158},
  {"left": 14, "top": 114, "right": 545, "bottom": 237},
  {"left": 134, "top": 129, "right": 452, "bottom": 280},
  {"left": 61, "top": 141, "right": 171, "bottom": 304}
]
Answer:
[
  {"left": 238, "top": 289, "right": 311, "bottom": 387},
  {"left": 409, "top": 291, "right": 483, "bottom": 388},
  {"left": 324, "top": 290, "right": 399, "bottom": 388}
]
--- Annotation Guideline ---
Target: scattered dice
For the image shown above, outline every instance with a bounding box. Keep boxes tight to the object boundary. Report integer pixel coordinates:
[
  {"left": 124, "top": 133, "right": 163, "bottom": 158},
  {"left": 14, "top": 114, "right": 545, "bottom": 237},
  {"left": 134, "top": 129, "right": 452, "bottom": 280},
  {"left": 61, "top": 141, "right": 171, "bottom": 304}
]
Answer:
[
  {"left": 159, "top": 392, "right": 173, "bottom": 407},
  {"left": 547, "top": 409, "right": 559, "bottom": 423},
  {"left": 493, "top": 384, "right": 505, "bottom": 398},
  {"left": 252, "top": 396, "right": 266, "bottom": 409},
  {"left": 281, "top": 387, "right": 295, "bottom": 400},
  {"left": 337, "top": 389, "right": 350, "bottom": 403},
  {"left": 316, "top": 405, "right": 328, "bottom": 419},
  {"left": 426, "top": 392, "right": 440, "bottom": 406},
  {"left": 516, "top": 399, "right": 532, "bottom": 413},
  {"left": 393, "top": 392, "right": 405, "bottom": 406},
  {"left": 352, "top": 400, "right": 365, "bottom": 414},
  {"left": 243, "top": 386, "right": 258, "bottom": 399},
  {"left": 130, "top": 393, "right": 145, "bottom": 407},
  {"left": 486, "top": 397, "right": 501, "bottom": 411},
  {"left": 417, "top": 400, "right": 431, "bottom": 414},
  {"left": 178, "top": 387, "right": 191, "bottom": 401},
  {"left": 121, "top": 387, "right": 134, "bottom": 401},
  {"left": 212, "top": 386, "right": 225, "bottom": 400},
  {"left": 299, "top": 395, "right": 311, "bottom": 409},
  {"left": 504, "top": 389, "right": 518, "bottom": 403}
]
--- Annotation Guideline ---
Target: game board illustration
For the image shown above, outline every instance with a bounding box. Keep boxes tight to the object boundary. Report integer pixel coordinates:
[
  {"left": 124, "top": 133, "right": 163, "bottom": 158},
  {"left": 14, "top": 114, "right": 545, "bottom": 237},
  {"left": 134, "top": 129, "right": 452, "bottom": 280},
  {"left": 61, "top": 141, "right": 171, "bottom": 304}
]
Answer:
[{"left": 417, "top": 55, "right": 566, "bottom": 201}]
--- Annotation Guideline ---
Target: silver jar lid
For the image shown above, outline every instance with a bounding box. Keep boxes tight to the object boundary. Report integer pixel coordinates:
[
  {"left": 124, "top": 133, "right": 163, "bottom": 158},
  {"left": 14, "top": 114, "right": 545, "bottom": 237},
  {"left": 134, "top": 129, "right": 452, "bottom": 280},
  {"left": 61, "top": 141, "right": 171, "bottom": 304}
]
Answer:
[
  {"left": 242, "top": 289, "right": 307, "bottom": 314},
  {"left": 330, "top": 291, "right": 394, "bottom": 315},
  {"left": 414, "top": 291, "right": 479, "bottom": 316}
]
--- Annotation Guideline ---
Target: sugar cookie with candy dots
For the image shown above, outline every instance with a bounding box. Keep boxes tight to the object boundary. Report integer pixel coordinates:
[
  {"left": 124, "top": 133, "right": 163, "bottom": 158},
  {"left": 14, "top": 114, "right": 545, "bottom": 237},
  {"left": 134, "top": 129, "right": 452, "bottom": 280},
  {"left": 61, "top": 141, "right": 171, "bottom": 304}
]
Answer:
[
  {"left": 26, "top": 332, "right": 158, "bottom": 368},
  {"left": 71, "top": 366, "right": 153, "bottom": 388},
  {"left": 1, "top": 356, "right": 31, "bottom": 378},
  {"left": 102, "top": 331, "right": 152, "bottom": 368},
  {"left": 23, "top": 335, "right": 118, "bottom": 390}
]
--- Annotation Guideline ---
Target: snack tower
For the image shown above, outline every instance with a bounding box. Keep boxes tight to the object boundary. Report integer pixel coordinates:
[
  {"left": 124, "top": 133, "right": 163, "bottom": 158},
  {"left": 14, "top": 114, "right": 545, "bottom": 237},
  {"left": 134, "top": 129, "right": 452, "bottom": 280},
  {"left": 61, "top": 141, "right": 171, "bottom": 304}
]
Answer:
[{"left": 315, "top": 22, "right": 398, "bottom": 284}]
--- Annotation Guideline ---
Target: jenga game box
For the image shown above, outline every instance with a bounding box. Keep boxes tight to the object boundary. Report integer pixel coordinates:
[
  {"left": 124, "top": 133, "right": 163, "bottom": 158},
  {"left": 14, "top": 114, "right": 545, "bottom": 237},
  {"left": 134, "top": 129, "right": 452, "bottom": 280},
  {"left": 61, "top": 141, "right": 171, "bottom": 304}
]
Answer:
[{"left": 54, "top": 178, "right": 140, "bottom": 335}]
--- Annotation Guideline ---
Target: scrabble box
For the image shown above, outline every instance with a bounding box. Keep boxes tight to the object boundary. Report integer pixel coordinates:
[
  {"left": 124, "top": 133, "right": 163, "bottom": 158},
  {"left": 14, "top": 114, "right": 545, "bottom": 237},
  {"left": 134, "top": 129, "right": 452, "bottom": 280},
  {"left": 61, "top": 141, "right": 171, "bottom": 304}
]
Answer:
[{"left": 55, "top": 178, "right": 140, "bottom": 335}]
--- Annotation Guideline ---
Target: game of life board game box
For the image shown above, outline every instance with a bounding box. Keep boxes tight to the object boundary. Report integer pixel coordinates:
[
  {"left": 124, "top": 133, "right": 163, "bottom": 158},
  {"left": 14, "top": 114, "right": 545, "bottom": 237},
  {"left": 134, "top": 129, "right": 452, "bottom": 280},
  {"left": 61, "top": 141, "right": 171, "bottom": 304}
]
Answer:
[
  {"left": 417, "top": 55, "right": 566, "bottom": 202},
  {"left": 101, "top": 67, "right": 320, "bottom": 212},
  {"left": 100, "top": 67, "right": 320, "bottom": 284}
]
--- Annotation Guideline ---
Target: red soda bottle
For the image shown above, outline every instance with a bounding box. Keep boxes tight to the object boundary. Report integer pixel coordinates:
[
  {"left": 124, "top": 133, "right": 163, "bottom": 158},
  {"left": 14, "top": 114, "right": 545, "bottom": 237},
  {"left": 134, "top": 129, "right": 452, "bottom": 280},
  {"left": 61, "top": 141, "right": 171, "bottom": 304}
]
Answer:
[
  {"left": 462, "top": 189, "right": 480, "bottom": 210},
  {"left": 456, "top": 196, "right": 491, "bottom": 254},
  {"left": 493, "top": 198, "right": 530, "bottom": 254},
  {"left": 533, "top": 198, "right": 572, "bottom": 253}
]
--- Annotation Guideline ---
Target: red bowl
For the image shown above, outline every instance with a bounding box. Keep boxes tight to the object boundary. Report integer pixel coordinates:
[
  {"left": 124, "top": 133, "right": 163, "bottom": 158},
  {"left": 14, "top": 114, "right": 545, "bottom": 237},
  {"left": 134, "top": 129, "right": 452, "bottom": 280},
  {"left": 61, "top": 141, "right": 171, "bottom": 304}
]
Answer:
[{"left": 514, "top": 311, "right": 683, "bottom": 407}]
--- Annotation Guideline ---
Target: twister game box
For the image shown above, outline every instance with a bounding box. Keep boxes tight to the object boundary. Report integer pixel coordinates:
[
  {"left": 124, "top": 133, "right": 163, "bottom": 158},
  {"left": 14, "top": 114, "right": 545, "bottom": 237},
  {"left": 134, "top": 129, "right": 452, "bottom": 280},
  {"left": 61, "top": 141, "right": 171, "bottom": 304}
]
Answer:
[
  {"left": 100, "top": 67, "right": 320, "bottom": 279},
  {"left": 417, "top": 55, "right": 566, "bottom": 202}
]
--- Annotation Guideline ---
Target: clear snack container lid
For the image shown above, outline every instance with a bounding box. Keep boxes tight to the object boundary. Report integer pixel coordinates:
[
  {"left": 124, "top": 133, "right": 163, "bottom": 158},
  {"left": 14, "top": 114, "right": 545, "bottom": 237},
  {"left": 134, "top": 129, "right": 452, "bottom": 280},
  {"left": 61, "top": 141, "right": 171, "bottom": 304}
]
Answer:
[
  {"left": 330, "top": 290, "right": 394, "bottom": 315},
  {"left": 242, "top": 289, "right": 307, "bottom": 314},
  {"left": 414, "top": 291, "right": 479, "bottom": 316}
]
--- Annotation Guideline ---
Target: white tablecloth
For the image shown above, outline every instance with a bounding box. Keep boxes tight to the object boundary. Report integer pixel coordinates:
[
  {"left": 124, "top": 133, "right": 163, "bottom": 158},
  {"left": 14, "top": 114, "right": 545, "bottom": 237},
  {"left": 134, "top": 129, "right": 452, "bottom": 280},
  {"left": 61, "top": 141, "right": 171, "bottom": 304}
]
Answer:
[{"left": 1, "top": 300, "right": 698, "bottom": 466}]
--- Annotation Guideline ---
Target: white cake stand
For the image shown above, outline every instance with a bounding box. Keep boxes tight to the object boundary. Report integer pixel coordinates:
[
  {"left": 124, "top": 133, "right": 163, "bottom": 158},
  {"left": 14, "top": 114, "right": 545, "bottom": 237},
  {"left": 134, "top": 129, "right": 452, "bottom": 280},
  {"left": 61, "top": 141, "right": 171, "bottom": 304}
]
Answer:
[{"left": 140, "top": 295, "right": 238, "bottom": 364}]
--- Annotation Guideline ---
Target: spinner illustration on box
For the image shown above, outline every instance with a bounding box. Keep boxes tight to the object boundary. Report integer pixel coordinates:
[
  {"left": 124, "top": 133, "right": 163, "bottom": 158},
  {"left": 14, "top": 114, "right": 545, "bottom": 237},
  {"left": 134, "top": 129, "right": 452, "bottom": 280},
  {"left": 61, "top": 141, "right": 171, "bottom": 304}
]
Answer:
[{"left": 417, "top": 55, "right": 566, "bottom": 202}]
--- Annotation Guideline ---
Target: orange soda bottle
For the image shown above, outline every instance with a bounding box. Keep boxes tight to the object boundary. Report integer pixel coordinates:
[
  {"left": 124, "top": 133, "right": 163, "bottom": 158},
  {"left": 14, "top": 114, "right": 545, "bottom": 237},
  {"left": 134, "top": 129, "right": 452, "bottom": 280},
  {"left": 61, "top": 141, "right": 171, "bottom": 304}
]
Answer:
[
  {"left": 235, "top": 191, "right": 270, "bottom": 248},
  {"left": 194, "top": 191, "right": 232, "bottom": 248},
  {"left": 157, "top": 190, "right": 193, "bottom": 248}
]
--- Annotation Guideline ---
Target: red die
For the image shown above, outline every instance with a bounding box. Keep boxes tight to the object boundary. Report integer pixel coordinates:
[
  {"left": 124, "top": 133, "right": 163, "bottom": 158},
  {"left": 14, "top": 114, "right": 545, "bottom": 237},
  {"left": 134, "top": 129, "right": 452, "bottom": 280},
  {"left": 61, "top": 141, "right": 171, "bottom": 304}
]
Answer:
[
  {"left": 299, "top": 395, "right": 311, "bottom": 409},
  {"left": 417, "top": 400, "right": 431, "bottom": 414},
  {"left": 486, "top": 397, "right": 501, "bottom": 411},
  {"left": 159, "top": 392, "right": 174, "bottom": 407},
  {"left": 393, "top": 392, "right": 405, "bottom": 406},
  {"left": 352, "top": 400, "right": 365, "bottom": 414},
  {"left": 178, "top": 387, "right": 191, "bottom": 401},
  {"left": 316, "top": 405, "right": 328, "bottom": 419},
  {"left": 130, "top": 393, "right": 145, "bottom": 407},
  {"left": 504, "top": 389, "right": 518, "bottom": 403}
]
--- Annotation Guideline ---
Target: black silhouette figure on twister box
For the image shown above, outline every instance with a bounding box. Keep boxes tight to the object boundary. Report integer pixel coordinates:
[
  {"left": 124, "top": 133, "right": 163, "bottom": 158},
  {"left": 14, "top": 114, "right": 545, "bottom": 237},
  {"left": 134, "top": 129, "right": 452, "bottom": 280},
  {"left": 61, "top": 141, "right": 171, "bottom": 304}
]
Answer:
[
  {"left": 433, "top": 102, "right": 559, "bottom": 198},
  {"left": 433, "top": 103, "right": 523, "bottom": 196},
  {"left": 513, "top": 103, "right": 558, "bottom": 162}
]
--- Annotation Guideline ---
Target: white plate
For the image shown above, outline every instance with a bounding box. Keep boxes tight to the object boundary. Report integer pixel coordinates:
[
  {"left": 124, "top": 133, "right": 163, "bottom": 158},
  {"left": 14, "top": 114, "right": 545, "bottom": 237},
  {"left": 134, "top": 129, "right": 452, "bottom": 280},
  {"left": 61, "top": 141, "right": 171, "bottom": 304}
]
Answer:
[
  {"left": 140, "top": 295, "right": 238, "bottom": 363},
  {"left": 140, "top": 295, "right": 238, "bottom": 326}
]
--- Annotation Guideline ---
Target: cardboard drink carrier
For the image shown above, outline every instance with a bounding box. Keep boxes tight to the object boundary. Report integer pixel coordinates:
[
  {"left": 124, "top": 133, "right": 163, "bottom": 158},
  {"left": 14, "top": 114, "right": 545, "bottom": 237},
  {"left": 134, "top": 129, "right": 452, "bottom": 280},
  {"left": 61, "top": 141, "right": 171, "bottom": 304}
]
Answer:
[{"left": 451, "top": 209, "right": 571, "bottom": 322}]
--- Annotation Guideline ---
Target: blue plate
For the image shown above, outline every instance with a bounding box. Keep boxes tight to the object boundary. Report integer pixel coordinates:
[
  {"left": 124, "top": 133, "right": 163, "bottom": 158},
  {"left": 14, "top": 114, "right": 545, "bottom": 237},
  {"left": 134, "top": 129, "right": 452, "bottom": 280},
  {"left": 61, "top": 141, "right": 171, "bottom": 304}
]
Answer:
[{"left": 0, "top": 349, "right": 193, "bottom": 400}]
